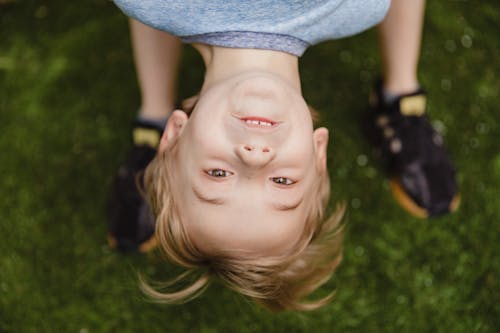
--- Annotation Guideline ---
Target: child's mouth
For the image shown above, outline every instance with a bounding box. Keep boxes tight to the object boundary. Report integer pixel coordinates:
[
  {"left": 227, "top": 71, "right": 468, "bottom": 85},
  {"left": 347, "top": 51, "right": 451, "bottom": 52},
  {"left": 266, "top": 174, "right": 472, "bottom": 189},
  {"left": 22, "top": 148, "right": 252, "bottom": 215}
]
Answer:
[{"left": 239, "top": 116, "right": 279, "bottom": 128}]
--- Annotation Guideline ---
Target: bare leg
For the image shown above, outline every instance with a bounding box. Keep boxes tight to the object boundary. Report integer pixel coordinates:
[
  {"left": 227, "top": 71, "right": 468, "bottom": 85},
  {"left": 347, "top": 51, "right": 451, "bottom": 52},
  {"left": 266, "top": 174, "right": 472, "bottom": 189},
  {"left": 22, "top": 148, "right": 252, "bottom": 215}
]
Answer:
[
  {"left": 378, "top": 0, "right": 426, "bottom": 95},
  {"left": 130, "top": 19, "right": 182, "bottom": 120}
]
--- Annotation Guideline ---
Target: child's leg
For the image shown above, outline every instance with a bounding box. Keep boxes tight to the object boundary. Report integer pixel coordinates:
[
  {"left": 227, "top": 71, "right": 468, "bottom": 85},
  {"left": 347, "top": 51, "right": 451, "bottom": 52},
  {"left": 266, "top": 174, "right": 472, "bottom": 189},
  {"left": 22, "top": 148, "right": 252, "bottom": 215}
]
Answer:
[
  {"left": 378, "top": 0, "right": 425, "bottom": 94},
  {"left": 130, "top": 18, "right": 182, "bottom": 121},
  {"left": 368, "top": 0, "right": 459, "bottom": 218},
  {"left": 108, "top": 20, "right": 182, "bottom": 253}
]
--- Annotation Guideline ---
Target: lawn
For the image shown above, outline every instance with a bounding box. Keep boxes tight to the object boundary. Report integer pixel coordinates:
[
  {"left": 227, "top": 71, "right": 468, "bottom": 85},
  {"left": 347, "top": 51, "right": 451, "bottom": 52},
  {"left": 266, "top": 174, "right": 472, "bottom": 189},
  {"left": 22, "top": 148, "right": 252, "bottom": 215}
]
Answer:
[{"left": 1, "top": 1, "right": 499, "bottom": 332}]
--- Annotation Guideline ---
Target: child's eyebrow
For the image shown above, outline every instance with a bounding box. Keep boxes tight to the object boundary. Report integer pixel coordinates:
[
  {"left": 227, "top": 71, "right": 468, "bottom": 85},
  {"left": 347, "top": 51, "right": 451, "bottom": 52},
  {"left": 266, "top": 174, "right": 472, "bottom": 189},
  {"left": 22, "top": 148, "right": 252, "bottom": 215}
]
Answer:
[{"left": 192, "top": 186, "right": 225, "bottom": 205}]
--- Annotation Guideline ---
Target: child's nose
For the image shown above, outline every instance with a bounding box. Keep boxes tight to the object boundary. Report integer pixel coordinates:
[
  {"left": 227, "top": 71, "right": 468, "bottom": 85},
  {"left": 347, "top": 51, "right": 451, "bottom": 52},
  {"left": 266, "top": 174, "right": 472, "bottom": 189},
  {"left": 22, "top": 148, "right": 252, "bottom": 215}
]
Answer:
[{"left": 235, "top": 144, "right": 275, "bottom": 167}]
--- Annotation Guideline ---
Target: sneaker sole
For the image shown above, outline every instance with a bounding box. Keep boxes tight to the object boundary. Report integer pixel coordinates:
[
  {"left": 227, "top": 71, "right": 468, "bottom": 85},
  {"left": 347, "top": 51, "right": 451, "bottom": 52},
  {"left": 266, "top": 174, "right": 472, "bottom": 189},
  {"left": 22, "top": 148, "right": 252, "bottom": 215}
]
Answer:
[
  {"left": 107, "top": 233, "right": 158, "bottom": 253},
  {"left": 390, "top": 178, "right": 461, "bottom": 218}
]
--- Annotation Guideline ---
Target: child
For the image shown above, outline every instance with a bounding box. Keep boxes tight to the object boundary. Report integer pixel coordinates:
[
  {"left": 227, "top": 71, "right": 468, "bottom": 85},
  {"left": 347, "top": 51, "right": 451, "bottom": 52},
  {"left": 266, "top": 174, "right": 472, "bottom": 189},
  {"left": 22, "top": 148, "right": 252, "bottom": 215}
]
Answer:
[{"left": 110, "top": 0, "right": 390, "bottom": 311}]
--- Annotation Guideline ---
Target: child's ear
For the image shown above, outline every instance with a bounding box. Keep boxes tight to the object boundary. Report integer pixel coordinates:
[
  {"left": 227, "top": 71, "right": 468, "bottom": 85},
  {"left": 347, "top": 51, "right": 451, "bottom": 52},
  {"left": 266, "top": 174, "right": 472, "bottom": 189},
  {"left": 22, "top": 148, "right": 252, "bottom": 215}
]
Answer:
[
  {"left": 159, "top": 110, "right": 188, "bottom": 153},
  {"left": 313, "top": 127, "right": 329, "bottom": 173}
]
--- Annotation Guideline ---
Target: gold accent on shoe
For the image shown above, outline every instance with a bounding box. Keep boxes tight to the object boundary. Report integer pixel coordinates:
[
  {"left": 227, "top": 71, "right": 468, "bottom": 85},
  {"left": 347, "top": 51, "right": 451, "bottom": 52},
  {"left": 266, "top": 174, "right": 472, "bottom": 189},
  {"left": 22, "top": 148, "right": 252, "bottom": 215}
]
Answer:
[
  {"left": 400, "top": 95, "right": 426, "bottom": 117},
  {"left": 133, "top": 128, "right": 161, "bottom": 148}
]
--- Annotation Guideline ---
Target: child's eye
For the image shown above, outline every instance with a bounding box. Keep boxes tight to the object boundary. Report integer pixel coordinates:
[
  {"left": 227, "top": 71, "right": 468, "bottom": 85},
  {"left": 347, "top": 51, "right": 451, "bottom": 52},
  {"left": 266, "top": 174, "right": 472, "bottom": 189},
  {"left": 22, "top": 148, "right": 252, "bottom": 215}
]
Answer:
[
  {"left": 271, "top": 177, "right": 295, "bottom": 185},
  {"left": 207, "top": 169, "right": 233, "bottom": 177}
]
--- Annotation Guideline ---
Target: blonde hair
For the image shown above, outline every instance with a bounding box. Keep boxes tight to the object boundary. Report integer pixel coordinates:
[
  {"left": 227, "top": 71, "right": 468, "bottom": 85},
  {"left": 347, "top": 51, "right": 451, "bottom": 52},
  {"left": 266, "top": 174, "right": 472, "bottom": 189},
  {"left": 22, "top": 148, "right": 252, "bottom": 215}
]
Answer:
[{"left": 142, "top": 106, "right": 344, "bottom": 312}]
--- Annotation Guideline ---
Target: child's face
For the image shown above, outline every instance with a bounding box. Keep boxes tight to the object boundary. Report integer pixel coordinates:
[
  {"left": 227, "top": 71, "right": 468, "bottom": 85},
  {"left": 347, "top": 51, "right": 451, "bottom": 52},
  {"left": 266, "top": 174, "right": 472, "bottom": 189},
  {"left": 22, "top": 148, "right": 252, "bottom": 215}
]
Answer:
[{"left": 161, "top": 72, "right": 329, "bottom": 256}]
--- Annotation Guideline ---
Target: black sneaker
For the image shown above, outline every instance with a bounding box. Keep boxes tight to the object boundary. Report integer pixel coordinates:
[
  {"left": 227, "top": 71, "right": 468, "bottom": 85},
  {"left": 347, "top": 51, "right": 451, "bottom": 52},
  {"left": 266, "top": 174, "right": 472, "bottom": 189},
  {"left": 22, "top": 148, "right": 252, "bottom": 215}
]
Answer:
[
  {"left": 107, "top": 120, "right": 163, "bottom": 252},
  {"left": 365, "top": 80, "right": 460, "bottom": 218}
]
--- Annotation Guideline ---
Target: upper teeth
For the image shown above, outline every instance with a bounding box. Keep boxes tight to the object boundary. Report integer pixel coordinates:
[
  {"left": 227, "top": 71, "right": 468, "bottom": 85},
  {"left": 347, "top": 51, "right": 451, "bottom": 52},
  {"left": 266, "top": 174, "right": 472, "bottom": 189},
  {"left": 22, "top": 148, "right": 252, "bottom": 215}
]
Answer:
[{"left": 245, "top": 120, "right": 273, "bottom": 126}]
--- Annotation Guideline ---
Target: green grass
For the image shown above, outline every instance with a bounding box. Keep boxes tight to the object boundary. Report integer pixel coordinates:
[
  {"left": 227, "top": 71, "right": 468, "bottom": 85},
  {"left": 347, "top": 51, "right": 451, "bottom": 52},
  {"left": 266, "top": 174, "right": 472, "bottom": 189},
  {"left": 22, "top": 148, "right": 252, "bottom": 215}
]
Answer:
[{"left": 1, "top": 1, "right": 499, "bottom": 332}]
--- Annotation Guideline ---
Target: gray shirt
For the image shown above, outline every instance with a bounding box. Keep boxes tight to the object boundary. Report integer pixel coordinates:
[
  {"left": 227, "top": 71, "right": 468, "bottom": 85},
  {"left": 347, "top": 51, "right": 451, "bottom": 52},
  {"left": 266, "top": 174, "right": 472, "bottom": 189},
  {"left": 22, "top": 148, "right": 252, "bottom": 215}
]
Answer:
[{"left": 114, "top": 0, "right": 391, "bottom": 56}]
